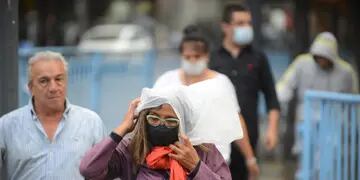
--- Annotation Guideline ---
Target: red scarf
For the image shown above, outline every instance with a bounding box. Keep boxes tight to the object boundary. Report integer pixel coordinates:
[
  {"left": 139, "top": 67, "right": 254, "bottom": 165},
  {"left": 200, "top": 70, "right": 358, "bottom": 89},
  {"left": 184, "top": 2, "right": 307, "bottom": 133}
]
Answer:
[{"left": 146, "top": 146, "right": 187, "bottom": 180}]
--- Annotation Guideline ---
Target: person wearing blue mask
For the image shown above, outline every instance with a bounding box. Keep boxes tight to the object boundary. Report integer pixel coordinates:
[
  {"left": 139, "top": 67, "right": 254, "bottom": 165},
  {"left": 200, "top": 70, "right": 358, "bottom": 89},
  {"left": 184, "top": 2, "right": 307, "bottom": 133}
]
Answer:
[
  {"left": 154, "top": 25, "right": 259, "bottom": 179},
  {"left": 209, "top": 3, "right": 281, "bottom": 180}
]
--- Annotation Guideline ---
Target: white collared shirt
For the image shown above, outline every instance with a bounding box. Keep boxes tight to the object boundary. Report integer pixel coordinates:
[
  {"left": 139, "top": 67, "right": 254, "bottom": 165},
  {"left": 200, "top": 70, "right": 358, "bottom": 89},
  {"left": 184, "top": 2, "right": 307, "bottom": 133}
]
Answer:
[{"left": 0, "top": 99, "right": 107, "bottom": 180}]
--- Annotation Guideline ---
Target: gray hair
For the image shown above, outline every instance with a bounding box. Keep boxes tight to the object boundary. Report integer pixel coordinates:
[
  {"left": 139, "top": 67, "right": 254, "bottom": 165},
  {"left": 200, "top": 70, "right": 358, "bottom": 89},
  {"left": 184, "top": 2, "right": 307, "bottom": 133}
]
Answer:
[{"left": 28, "top": 51, "right": 68, "bottom": 82}]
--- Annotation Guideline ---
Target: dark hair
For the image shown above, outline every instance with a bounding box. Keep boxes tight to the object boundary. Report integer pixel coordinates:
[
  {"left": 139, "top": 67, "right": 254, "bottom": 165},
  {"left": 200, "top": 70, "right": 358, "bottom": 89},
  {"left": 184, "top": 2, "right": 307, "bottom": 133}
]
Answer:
[
  {"left": 179, "top": 25, "right": 209, "bottom": 53},
  {"left": 222, "top": 3, "right": 249, "bottom": 23}
]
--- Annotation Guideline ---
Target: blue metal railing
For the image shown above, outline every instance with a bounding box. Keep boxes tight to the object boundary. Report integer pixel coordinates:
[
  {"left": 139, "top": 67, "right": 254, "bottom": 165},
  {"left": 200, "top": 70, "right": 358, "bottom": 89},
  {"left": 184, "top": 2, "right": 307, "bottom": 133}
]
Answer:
[
  {"left": 19, "top": 47, "right": 156, "bottom": 131},
  {"left": 300, "top": 90, "right": 360, "bottom": 180}
]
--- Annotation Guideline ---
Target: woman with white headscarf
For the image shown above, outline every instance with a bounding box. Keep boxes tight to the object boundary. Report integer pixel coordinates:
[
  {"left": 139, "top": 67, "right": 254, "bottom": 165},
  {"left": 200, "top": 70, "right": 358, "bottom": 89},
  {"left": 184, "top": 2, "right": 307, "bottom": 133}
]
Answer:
[{"left": 79, "top": 85, "right": 241, "bottom": 180}]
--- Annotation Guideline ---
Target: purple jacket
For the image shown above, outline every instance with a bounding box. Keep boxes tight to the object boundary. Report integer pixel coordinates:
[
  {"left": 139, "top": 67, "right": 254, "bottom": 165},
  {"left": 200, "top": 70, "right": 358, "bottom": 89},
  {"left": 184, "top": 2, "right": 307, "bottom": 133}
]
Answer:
[{"left": 79, "top": 137, "right": 232, "bottom": 180}]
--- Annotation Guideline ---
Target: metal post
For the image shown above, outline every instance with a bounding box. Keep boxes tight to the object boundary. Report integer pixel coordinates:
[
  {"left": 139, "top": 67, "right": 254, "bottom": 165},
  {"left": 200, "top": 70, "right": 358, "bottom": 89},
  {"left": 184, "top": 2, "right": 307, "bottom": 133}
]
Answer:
[
  {"left": 0, "top": 0, "right": 19, "bottom": 116},
  {"left": 143, "top": 49, "right": 156, "bottom": 87},
  {"left": 294, "top": 0, "right": 310, "bottom": 56},
  {"left": 247, "top": 0, "right": 263, "bottom": 48},
  {"left": 301, "top": 92, "right": 312, "bottom": 180},
  {"left": 90, "top": 53, "right": 102, "bottom": 113},
  {"left": 348, "top": 0, "right": 360, "bottom": 89}
]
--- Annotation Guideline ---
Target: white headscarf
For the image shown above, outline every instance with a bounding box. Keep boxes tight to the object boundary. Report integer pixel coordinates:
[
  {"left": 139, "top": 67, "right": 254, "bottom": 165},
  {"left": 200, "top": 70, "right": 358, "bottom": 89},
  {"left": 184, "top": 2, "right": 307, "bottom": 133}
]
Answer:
[{"left": 136, "top": 79, "right": 243, "bottom": 146}]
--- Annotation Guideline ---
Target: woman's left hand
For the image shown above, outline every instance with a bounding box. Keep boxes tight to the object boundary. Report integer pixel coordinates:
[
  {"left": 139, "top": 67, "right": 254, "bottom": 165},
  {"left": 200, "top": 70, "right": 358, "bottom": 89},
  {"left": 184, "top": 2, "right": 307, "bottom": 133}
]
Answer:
[
  {"left": 247, "top": 159, "right": 260, "bottom": 180},
  {"left": 169, "top": 135, "right": 200, "bottom": 171}
]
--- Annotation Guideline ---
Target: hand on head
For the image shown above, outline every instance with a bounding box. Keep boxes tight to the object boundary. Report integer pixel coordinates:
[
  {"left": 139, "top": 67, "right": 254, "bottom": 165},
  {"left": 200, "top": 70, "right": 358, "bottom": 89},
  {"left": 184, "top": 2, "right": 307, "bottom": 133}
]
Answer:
[{"left": 114, "top": 98, "right": 141, "bottom": 136}]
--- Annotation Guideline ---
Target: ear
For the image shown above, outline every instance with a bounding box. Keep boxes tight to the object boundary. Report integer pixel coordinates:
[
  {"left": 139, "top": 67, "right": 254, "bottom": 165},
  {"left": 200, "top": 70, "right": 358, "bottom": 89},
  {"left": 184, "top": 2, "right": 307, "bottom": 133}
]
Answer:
[
  {"left": 221, "top": 22, "right": 234, "bottom": 39},
  {"left": 221, "top": 22, "right": 228, "bottom": 32},
  {"left": 204, "top": 54, "right": 210, "bottom": 62},
  {"left": 28, "top": 81, "right": 33, "bottom": 96}
]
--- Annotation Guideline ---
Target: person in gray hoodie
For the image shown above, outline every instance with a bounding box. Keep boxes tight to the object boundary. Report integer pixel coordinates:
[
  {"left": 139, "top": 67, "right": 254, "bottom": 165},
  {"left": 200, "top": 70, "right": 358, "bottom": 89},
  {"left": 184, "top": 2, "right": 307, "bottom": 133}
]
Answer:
[
  {"left": 276, "top": 32, "right": 358, "bottom": 153},
  {"left": 278, "top": 32, "right": 358, "bottom": 121}
]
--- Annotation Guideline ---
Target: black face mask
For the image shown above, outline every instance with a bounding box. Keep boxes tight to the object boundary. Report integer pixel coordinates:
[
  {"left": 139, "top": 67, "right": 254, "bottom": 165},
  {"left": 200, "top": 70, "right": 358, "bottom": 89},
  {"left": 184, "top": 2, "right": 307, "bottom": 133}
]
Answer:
[{"left": 147, "top": 124, "right": 179, "bottom": 146}]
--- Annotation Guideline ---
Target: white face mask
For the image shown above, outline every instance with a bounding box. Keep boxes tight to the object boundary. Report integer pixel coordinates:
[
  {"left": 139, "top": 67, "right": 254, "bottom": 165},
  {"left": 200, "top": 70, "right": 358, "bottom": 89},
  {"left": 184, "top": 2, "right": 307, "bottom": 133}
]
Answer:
[
  {"left": 233, "top": 26, "right": 254, "bottom": 45},
  {"left": 181, "top": 58, "right": 208, "bottom": 76}
]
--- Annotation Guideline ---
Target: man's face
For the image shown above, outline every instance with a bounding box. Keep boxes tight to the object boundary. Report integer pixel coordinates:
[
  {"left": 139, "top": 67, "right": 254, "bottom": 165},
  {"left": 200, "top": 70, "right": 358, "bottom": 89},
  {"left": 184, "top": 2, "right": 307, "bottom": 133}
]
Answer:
[
  {"left": 28, "top": 60, "right": 67, "bottom": 111},
  {"left": 222, "top": 11, "right": 252, "bottom": 41},
  {"left": 314, "top": 55, "right": 334, "bottom": 70}
]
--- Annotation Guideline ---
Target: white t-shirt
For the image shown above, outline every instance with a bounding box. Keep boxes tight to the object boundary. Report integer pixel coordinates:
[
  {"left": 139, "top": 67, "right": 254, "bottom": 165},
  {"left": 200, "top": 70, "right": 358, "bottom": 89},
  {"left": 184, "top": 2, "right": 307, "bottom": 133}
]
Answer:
[
  {"left": 153, "top": 69, "right": 241, "bottom": 162},
  {"left": 154, "top": 69, "right": 240, "bottom": 112}
]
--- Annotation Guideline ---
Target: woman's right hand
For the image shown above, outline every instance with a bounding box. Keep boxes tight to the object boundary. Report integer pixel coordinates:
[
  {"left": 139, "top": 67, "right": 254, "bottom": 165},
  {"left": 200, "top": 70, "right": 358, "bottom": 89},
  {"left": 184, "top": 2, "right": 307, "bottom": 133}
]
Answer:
[{"left": 114, "top": 98, "right": 141, "bottom": 136}]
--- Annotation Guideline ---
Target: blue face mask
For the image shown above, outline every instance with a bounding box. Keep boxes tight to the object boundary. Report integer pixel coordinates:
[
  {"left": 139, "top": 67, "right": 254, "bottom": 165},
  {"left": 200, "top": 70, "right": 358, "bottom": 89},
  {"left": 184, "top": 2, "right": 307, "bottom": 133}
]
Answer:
[
  {"left": 181, "top": 58, "right": 208, "bottom": 76},
  {"left": 233, "top": 26, "right": 254, "bottom": 46}
]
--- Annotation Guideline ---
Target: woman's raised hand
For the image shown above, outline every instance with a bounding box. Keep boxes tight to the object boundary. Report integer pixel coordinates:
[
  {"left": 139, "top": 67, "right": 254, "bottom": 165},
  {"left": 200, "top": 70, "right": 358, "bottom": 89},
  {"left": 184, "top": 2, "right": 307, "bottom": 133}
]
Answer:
[{"left": 114, "top": 98, "right": 141, "bottom": 136}]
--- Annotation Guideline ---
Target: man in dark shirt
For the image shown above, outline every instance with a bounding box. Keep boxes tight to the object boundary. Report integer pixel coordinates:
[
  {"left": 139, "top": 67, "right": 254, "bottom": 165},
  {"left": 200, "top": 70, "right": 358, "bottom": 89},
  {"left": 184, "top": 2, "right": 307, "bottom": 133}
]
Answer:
[{"left": 209, "top": 4, "right": 281, "bottom": 179}]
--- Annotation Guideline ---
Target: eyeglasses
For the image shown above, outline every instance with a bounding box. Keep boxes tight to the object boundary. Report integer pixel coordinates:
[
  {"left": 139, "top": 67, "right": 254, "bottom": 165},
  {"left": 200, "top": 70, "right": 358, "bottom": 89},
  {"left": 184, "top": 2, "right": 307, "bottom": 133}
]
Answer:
[{"left": 146, "top": 114, "right": 180, "bottom": 128}]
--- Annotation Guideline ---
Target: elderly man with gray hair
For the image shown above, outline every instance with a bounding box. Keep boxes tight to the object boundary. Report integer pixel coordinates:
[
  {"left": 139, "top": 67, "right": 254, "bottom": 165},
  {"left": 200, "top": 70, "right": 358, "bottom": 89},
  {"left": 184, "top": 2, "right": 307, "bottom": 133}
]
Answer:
[{"left": 0, "top": 51, "right": 106, "bottom": 180}]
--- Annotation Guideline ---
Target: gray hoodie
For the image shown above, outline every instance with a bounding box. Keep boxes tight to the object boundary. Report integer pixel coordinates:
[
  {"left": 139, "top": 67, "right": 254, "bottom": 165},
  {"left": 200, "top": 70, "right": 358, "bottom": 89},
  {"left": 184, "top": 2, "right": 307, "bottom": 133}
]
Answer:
[{"left": 276, "top": 32, "right": 359, "bottom": 121}]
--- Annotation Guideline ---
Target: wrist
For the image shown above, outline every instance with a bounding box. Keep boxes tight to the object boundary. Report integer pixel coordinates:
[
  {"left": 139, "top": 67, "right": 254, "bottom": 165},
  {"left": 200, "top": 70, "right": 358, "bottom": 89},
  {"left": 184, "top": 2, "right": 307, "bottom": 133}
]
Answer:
[
  {"left": 246, "top": 157, "right": 257, "bottom": 166},
  {"left": 267, "top": 126, "right": 278, "bottom": 134},
  {"left": 268, "top": 123, "right": 278, "bottom": 132},
  {"left": 188, "top": 160, "right": 201, "bottom": 176},
  {"left": 114, "top": 125, "right": 129, "bottom": 137},
  {"left": 110, "top": 132, "right": 123, "bottom": 144}
]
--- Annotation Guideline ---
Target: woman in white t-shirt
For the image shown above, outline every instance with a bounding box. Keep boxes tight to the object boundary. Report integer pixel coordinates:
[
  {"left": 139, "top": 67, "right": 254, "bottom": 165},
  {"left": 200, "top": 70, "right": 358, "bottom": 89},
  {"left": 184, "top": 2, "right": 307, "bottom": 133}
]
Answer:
[{"left": 153, "top": 25, "right": 260, "bottom": 178}]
